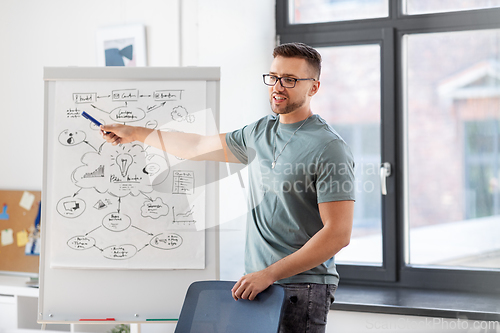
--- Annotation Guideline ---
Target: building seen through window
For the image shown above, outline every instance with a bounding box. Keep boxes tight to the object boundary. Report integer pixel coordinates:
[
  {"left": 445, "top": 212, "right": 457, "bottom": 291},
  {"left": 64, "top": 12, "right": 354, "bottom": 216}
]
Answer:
[{"left": 406, "top": 29, "right": 500, "bottom": 269}]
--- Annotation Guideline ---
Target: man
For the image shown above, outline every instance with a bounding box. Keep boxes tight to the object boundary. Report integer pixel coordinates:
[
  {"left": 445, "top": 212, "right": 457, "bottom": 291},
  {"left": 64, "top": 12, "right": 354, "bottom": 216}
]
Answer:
[{"left": 101, "top": 42, "right": 355, "bottom": 333}]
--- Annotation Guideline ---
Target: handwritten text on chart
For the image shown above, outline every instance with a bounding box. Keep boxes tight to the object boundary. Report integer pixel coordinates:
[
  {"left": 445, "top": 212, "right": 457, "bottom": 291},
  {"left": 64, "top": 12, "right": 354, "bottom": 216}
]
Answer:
[
  {"left": 103, "top": 244, "right": 137, "bottom": 260},
  {"left": 150, "top": 233, "right": 183, "bottom": 250},
  {"left": 112, "top": 89, "right": 139, "bottom": 102},
  {"left": 172, "top": 171, "right": 195, "bottom": 195},
  {"left": 73, "top": 93, "right": 97, "bottom": 104},
  {"left": 154, "top": 90, "right": 183, "bottom": 101}
]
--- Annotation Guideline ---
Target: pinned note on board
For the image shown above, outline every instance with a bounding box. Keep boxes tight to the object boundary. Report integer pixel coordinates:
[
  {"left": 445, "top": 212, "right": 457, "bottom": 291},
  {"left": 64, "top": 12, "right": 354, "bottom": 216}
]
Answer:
[
  {"left": 1, "top": 229, "right": 14, "bottom": 246},
  {"left": 17, "top": 230, "right": 29, "bottom": 247},
  {"left": 19, "top": 191, "right": 35, "bottom": 211},
  {"left": 0, "top": 204, "right": 9, "bottom": 220}
]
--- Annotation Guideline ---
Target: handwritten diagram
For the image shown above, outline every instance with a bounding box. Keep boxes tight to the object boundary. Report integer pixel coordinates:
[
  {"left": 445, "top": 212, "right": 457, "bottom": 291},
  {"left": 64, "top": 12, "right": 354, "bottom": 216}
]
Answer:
[
  {"left": 173, "top": 206, "right": 197, "bottom": 225},
  {"left": 46, "top": 80, "right": 208, "bottom": 269}
]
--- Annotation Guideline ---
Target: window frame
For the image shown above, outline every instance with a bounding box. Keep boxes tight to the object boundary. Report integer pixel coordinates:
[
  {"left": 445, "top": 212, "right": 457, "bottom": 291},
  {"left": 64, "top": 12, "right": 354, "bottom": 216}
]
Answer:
[{"left": 276, "top": 0, "right": 500, "bottom": 293}]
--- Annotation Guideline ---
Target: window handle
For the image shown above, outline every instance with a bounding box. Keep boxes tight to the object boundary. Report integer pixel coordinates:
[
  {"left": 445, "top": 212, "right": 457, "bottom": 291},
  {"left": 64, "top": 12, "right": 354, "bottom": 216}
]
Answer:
[{"left": 380, "top": 162, "right": 391, "bottom": 195}]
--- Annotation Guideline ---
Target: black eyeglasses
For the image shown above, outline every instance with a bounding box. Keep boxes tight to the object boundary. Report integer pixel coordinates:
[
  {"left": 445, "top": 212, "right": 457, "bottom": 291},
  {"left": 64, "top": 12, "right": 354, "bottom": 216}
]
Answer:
[{"left": 263, "top": 74, "right": 316, "bottom": 88}]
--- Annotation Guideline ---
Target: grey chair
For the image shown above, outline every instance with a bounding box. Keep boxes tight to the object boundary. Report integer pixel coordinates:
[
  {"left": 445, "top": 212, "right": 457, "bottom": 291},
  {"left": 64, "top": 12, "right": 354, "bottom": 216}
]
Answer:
[{"left": 174, "top": 280, "right": 285, "bottom": 333}]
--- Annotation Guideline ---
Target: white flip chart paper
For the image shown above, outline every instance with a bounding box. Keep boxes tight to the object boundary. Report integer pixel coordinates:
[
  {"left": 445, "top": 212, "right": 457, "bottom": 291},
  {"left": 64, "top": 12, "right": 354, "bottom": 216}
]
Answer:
[{"left": 47, "top": 80, "right": 207, "bottom": 269}]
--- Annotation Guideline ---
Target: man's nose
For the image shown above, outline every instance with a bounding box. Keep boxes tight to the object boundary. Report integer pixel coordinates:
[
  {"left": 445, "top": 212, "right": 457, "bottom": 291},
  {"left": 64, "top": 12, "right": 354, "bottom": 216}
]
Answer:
[{"left": 274, "top": 80, "right": 286, "bottom": 92}]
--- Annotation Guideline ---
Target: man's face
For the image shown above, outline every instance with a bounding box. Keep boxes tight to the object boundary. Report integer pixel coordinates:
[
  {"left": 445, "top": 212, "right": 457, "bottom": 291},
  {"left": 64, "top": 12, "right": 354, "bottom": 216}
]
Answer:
[{"left": 268, "top": 56, "right": 319, "bottom": 116}]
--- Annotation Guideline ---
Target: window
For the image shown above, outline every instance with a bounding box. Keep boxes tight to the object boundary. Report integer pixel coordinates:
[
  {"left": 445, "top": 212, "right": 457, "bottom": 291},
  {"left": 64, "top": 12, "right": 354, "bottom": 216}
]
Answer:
[
  {"left": 311, "top": 45, "right": 383, "bottom": 265},
  {"left": 406, "top": 29, "right": 500, "bottom": 270},
  {"left": 277, "top": 0, "right": 500, "bottom": 292},
  {"left": 404, "top": 0, "right": 500, "bottom": 15},
  {"left": 290, "top": 0, "right": 389, "bottom": 24}
]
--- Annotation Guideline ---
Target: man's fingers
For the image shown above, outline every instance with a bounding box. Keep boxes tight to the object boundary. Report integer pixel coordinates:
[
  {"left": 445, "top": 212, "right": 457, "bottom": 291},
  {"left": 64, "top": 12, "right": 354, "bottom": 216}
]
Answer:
[
  {"left": 100, "top": 125, "right": 113, "bottom": 136},
  {"left": 231, "top": 287, "right": 239, "bottom": 301},
  {"left": 232, "top": 279, "right": 255, "bottom": 301},
  {"left": 232, "top": 275, "right": 267, "bottom": 301},
  {"left": 241, "top": 288, "right": 252, "bottom": 300},
  {"left": 248, "top": 291, "right": 258, "bottom": 301},
  {"left": 101, "top": 124, "right": 116, "bottom": 131},
  {"left": 101, "top": 131, "right": 121, "bottom": 145},
  {"left": 231, "top": 280, "right": 242, "bottom": 301}
]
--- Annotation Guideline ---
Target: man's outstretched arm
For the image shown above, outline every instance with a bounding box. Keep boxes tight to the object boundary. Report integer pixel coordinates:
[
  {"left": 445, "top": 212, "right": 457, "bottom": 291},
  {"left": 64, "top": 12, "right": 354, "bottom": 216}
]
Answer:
[{"left": 101, "top": 123, "right": 240, "bottom": 163}]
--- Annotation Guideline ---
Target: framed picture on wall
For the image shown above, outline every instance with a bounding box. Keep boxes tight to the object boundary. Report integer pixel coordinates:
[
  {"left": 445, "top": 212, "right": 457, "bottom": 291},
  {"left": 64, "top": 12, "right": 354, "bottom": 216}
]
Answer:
[{"left": 96, "top": 24, "right": 147, "bottom": 67}]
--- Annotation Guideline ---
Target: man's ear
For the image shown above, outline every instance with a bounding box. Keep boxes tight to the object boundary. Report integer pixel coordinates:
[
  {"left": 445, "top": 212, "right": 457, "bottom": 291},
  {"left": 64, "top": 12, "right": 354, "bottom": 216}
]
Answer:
[{"left": 309, "top": 81, "right": 320, "bottom": 96}]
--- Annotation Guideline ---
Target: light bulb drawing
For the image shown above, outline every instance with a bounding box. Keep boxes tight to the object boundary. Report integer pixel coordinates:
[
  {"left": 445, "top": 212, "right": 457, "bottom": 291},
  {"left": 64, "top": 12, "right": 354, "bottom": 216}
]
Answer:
[{"left": 116, "top": 153, "right": 133, "bottom": 177}]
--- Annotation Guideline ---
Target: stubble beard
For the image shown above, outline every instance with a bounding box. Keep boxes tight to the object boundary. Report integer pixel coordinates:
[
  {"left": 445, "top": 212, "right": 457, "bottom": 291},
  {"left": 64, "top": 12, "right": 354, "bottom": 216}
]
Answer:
[{"left": 270, "top": 95, "right": 307, "bottom": 115}]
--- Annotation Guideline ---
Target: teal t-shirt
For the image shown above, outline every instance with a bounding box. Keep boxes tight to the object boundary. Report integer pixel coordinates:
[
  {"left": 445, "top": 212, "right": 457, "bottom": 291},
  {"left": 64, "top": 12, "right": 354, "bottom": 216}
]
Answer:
[{"left": 226, "top": 114, "right": 355, "bottom": 285}]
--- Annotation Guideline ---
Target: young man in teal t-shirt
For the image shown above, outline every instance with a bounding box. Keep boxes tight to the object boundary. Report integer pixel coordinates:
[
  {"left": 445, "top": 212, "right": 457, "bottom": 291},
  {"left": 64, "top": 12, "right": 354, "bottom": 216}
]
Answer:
[{"left": 102, "top": 42, "right": 355, "bottom": 333}]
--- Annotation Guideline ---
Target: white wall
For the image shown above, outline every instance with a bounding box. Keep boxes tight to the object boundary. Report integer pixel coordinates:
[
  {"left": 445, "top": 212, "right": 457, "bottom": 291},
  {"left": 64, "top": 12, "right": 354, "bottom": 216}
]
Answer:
[
  {"left": 0, "top": 0, "right": 273, "bottom": 285},
  {"left": 0, "top": 0, "right": 179, "bottom": 190},
  {"left": 180, "top": 0, "right": 276, "bottom": 283},
  {"left": 0, "top": 0, "right": 273, "bottom": 191},
  {"left": 0, "top": 0, "right": 273, "bottom": 332},
  {"left": 0, "top": 2, "right": 271, "bottom": 285},
  {"left": 185, "top": 0, "right": 274, "bottom": 131}
]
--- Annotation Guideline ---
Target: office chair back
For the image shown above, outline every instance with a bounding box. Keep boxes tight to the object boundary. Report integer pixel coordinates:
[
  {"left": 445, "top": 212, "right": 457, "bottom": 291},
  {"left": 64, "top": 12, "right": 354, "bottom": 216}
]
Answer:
[{"left": 174, "top": 280, "right": 285, "bottom": 333}]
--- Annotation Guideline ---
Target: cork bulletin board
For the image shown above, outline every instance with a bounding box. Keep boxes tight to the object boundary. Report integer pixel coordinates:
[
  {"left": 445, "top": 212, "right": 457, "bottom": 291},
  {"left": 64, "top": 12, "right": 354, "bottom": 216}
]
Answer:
[{"left": 0, "top": 190, "right": 41, "bottom": 275}]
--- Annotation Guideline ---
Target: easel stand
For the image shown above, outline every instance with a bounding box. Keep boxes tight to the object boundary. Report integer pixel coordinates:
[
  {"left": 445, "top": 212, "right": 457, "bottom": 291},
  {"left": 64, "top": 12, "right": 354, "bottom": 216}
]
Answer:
[{"left": 38, "top": 67, "right": 220, "bottom": 331}]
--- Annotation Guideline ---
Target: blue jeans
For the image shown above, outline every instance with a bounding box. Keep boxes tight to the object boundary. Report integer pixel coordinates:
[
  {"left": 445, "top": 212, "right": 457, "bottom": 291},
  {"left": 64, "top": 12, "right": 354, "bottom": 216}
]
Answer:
[{"left": 278, "top": 283, "right": 337, "bottom": 333}]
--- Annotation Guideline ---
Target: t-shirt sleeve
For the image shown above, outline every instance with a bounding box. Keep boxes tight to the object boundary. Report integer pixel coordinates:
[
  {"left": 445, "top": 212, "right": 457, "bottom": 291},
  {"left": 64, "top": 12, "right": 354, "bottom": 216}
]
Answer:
[
  {"left": 316, "top": 139, "right": 356, "bottom": 203},
  {"left": 225, "top": 125, "right": 251, "bottom": 165}
]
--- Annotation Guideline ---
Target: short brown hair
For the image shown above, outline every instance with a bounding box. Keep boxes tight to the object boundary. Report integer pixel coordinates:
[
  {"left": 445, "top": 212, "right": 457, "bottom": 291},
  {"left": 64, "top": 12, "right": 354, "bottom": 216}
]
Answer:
[{"left": 273, "top": 42, "right": 322, "bottom": 79}]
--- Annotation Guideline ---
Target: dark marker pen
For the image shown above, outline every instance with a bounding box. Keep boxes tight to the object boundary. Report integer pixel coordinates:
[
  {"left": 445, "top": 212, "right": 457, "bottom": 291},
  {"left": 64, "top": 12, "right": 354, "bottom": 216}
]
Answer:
[{"left": 81, "top": 111, "right": 108, "bottom": 134}]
